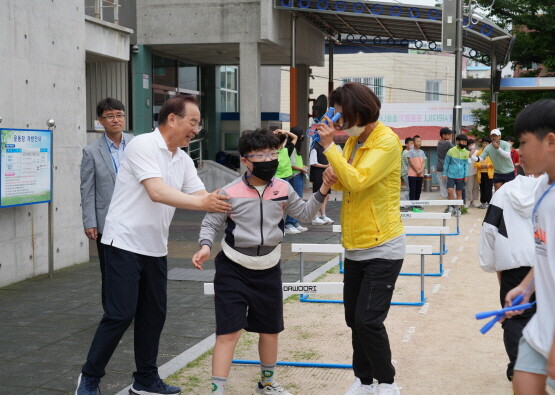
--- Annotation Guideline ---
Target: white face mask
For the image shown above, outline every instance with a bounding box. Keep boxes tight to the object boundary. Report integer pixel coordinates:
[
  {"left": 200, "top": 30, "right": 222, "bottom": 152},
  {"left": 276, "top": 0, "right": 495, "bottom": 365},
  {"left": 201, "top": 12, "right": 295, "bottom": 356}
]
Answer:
[
  {"left": 468, "top": 144, "right": 475, "bottom": 150},
  {"left": 344, "top": 125, "right": 365, "bottom": 137}
]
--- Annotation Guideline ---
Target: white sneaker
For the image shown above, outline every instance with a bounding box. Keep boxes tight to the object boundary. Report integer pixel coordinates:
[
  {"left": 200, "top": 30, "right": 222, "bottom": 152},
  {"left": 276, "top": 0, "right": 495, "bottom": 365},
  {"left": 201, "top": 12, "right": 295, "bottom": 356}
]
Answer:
[
  {"left": 320, "top": 215, "right": 335, "bottom": 224},
  {"left": 284, "top": 225, "right": 301, "bottom": 234},
  {"left": 377, "top": 382, "right": 401, "bottom": 395},
  {"left": 254, "top": 381, "right": 293, "bottom": 394},
  {"left": 294, "top": 223, "right": 308, "bottom": 232},
  {"left": 311, "top": 216, "right": 326, "bottom": 225},
  {"left": 344, "top": 378, "right": 377, "bottom": 395}
]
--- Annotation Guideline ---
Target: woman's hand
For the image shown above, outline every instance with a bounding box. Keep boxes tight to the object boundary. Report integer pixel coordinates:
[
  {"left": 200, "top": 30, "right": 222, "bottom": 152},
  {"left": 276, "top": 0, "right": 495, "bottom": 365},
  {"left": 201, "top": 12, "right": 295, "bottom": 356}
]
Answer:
[
  {"left": 323, "top": 166, "right": 338, "bottom": 186},
  {"left": 316, "top": 116, "right": 335, "bottom": 149}
]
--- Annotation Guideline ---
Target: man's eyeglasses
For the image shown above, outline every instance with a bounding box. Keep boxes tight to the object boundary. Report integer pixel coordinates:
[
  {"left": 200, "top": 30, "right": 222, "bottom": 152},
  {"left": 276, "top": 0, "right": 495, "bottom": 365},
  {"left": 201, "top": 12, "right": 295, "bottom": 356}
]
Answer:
[
  {"left": 244, "top": 151, "right": 279, "bottom": 161},
  {"left": 100, "top": 114, "right": 126, "bottom": 121},
  {"left": 182, "top": 117, "right": 203, "bottom": 131}
]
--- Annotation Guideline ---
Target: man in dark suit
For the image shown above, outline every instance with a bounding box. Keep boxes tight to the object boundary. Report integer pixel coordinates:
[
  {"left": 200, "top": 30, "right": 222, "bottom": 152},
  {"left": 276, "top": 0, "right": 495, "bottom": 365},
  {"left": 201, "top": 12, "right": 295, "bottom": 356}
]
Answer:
[{"left": 80, "top": 98, "right": 133, "bottom": 308}]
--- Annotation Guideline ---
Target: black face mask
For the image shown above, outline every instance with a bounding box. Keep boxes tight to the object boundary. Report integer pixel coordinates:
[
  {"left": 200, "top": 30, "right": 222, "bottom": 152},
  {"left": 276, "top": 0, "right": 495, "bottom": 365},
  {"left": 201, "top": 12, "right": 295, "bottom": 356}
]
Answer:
[
  {"left": 458, "top": 144, "right": 466, "bottom": 149},
  {"left": 248, "top": 159, "right": 278, "bottom": 182}
]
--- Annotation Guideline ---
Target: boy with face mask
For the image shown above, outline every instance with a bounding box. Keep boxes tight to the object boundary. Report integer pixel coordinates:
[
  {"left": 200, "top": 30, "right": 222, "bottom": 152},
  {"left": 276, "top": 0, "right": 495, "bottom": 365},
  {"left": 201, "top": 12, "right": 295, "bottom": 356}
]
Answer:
[
  {"left": 192, "top": 128, "right": 331, "bottom": 395},
  {"left": 442, "top": 134, "right": 469, "bottom": 215}
]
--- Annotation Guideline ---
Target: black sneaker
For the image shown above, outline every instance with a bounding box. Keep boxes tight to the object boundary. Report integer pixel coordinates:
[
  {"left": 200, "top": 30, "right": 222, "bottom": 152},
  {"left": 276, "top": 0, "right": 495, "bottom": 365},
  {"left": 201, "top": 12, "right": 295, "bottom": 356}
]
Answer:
[
  {"left": 75, "top": 373, "right": 100, "bottom": 395},
  {"left": 130, "top": 378, "right": 181, "bottom": 394}
]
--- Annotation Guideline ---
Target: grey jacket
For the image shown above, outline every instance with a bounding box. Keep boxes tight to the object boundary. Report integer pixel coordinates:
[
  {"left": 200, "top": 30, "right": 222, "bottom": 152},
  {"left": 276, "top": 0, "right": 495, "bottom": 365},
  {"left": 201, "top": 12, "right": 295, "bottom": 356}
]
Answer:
[
  {"left": 199, "top": 174, "right": 325, "bottom": 256},
  {"left": 80, "top": 133, "right": 133, "bottom": 233}
]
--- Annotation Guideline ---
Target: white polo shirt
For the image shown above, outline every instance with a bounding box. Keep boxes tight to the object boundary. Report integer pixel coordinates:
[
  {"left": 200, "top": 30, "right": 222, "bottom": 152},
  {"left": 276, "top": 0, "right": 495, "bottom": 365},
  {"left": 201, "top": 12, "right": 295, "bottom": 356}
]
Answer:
[{"left": 101, "top": 128, "right": 205, "bottom": 256}]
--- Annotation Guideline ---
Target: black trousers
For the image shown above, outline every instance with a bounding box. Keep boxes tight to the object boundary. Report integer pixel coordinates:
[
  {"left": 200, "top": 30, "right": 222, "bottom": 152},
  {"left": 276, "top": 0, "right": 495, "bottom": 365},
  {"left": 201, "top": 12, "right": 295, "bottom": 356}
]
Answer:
[
  {"left": 82, "top": 244, "right": 168, "bottom": 386},
  {"left": 408, "top": 176, "right": 423, "bottom": 201},
  {"left": 499, "top": 267, "right": 536, "bottom": 381},
  {"left": 480, "top": 175, "right": 493, "bottom": 204},
  {"left": 96, "top": 234, "right": 106, "bottom": 310},
  {"left": 344, "top": 257, "right": 403, "bottom": 385}
]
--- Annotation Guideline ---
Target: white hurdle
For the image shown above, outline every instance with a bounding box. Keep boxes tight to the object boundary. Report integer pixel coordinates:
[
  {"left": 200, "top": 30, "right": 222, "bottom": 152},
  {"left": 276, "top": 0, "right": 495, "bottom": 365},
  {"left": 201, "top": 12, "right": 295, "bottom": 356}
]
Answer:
[
  {"left": 333, "top": 224, "right": 450, "bottom": 276},
  {"left": 287, "top": 243, "right": 433, "bottom": 306},
  {"left": 401, "top": 199, "right": 463, "bottom": 235}
]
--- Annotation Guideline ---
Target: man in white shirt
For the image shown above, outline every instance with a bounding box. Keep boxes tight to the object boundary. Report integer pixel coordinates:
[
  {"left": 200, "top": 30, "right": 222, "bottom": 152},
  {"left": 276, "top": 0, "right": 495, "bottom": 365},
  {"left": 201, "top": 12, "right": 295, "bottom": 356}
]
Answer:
[{"left": 75, "top": 96, "right": 232, "bottom": 395}]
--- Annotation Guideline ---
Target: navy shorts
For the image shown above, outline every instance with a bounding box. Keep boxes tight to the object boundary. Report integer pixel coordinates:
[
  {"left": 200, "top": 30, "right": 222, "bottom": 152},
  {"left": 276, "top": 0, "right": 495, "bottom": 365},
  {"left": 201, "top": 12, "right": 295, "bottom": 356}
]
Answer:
[
  {"left": 213, "top": 251, "right": 284, "bottom": 335},
  {"left": 447, "top": 177, "right": 465, "bottom": 190},
  {"left": 493, "top": 171, "right": 516, "bottom": 184}
]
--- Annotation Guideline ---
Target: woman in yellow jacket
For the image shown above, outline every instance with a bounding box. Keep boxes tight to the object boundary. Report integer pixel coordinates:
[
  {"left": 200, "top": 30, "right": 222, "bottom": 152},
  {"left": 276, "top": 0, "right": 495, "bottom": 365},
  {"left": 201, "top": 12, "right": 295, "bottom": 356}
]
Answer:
[
  {"left": 317, "top": 82, "right": 404, "bottom": 395},
  {"left": 475, "top": 138, "right": 495, "bottom": 209}
]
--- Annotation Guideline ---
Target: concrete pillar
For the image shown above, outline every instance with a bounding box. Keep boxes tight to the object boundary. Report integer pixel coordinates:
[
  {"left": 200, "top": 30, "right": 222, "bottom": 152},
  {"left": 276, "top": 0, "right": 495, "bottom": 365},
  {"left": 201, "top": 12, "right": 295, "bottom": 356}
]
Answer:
[
  {"left": 239, "top": 42, "right": 261, "bottom": 133},
  {"left": 201, "top": 65, "right": 221, "bottom": 161},
  {"left": 131, "top": 45, "right": 153, "bottom": 135},
  {"left": 295, "top": 64, "right": 310, "bottom": 132}
]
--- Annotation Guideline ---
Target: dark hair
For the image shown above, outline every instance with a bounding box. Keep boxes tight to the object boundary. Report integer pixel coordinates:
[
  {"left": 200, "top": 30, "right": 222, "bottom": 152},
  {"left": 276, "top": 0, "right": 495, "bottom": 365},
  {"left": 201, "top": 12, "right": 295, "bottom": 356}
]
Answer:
[
  {"left": 405, "top": 137, "right": 413, "bottom": 144},
  {"left": 456, "top": 134, "right": 468, "bottom": 142},
  {"left": 440, "top": 127, "right": 453, "bottom": 137},
  {"left": 329, "top": 82, "right": 381, "bottom": 127},
  {"left": 158, "top": 95, "right": 199, "bottom": 126},
  {"left": 514, "top": 99, "right": 555, "bottom": 139},
  {"left": 413, "top": 135, "right": 421, "bottom": 140},
  {"left": 96, "top": 98, "right": 125, "bottom": 117},
  {"left": 290, "top": 126, "right": 304, "bottom": 138},
  {"left": 468, "top": 139, "right": 475, "bottom": 145},
  {"left": 238, "top": 128, "right": 280, "bottom": 157},
  {"left": 483, "top": 137, "right": 491, "bottom": 144},
  {"left": 506, "top": 136, "right": 516, "bottom": 142}
]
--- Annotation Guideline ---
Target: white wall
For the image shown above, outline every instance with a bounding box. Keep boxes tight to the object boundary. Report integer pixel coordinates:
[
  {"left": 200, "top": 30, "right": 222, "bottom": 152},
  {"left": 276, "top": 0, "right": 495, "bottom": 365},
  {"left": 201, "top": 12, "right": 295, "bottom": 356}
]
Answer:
[{"left": 0, "top": 0, "right": 89, "bottom": 286}]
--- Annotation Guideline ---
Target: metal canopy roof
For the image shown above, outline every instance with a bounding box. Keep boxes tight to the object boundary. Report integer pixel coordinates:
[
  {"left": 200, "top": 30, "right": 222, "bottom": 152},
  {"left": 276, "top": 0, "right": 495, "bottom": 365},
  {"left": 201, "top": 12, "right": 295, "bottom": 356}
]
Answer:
[{"left": 274, "top": 0, "right": 514, "bottom": 65}]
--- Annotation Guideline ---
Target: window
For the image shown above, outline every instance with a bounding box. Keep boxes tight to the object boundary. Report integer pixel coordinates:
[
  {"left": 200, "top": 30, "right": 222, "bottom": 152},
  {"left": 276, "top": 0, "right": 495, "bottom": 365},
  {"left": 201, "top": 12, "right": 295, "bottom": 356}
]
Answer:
[
  {"left": 342, "top": 77, "right": 384, "bottom": 103},
  {"left": 425, "top": 80, "right": 441, "bottom": 101},
  {"left": 220, "top": 66, "right": 239, "bottom": 112}
]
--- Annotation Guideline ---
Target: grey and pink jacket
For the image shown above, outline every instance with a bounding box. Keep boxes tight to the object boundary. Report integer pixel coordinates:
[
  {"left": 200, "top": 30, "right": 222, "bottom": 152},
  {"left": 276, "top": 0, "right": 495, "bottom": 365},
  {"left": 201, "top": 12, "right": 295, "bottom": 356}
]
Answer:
[{"left": 199, "top": 174, "right": 325, "bottom": 256}]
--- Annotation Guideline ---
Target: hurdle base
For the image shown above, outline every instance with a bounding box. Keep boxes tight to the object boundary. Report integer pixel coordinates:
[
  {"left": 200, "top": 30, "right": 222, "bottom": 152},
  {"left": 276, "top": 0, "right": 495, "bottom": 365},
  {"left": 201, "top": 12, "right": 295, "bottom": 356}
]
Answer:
[{"left": 232, "top": 359, "right": 352, "bottom": 369}]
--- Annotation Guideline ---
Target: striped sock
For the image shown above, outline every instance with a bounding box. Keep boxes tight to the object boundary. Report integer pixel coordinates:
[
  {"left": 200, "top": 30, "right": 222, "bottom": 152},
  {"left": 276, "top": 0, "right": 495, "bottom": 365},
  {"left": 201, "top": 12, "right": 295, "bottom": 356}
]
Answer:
[
  {"left": 260, "top": 363, "right": 276, "bottom": 386},
  {"left": 212, "top": 376, "right": 227, "bottom": 395}
]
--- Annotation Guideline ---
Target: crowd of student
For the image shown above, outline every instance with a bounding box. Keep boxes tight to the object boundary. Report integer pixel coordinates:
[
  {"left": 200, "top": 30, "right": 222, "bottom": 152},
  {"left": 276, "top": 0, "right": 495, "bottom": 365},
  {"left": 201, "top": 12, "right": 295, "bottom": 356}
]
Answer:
[
  {"left": 75, "top": 89, "right": 555, "bottom": 395},
  {"left": 399, "top": 127, "right": 523, "bottom": 214}
]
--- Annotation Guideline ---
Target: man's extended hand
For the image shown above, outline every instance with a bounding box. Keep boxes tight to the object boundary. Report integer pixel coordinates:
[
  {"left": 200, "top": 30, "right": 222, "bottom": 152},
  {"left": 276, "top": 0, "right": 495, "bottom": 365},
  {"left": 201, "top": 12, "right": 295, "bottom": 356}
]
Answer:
[
  {"left": 84, "top": 227, "right": 98, "bottom": 240},
  {"left": 202, "top": 189, "right": 232, "bottom": 213}
]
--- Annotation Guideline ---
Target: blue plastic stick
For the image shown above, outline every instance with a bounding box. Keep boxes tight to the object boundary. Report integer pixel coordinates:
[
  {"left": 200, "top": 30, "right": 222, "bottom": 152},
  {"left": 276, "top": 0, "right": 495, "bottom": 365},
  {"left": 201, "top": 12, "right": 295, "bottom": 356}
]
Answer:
[
  {"left": 477, "top": 294, "right": 524, "bottom": 334},
  {"left": 476, "top": 301, "right": 535, "bottom": 320},
  {"left": 476, "top": 294, "right": 524, "bottom": 320},
  {"left": 308, "top": 107, "right": 342, "bottom": 149}
]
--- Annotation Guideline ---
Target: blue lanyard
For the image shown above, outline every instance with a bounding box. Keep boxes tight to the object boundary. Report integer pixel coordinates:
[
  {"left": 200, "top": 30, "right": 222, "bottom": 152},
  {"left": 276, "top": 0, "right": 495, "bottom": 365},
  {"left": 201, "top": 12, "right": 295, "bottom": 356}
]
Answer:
[
  {"left": 532, "top": 180, "right": 555, "bottom": 226},
  {"left": 104, "top": 134, "right": 124, "bottom": 173}
]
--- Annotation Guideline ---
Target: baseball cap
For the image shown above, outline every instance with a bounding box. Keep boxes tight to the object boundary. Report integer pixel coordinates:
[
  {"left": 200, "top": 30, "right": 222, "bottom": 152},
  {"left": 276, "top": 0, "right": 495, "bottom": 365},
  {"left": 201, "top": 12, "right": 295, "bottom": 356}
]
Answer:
[{"left": 490, "top": 128, "right": 501, "bottom": 136}]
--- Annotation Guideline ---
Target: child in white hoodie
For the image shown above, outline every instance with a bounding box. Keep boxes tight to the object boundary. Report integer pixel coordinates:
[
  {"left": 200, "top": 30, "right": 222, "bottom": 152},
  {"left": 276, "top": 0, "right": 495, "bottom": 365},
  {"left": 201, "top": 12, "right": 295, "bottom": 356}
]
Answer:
[{"left": 480, "top": 172, "right": 543, "bottom": 380}]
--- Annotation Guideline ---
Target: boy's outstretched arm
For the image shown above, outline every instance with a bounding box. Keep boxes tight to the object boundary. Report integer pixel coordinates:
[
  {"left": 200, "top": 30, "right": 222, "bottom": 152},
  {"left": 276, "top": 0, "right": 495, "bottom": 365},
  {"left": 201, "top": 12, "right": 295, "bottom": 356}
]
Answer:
[{"left": 192, "top": 245, "right": 211, "bottom": 270}]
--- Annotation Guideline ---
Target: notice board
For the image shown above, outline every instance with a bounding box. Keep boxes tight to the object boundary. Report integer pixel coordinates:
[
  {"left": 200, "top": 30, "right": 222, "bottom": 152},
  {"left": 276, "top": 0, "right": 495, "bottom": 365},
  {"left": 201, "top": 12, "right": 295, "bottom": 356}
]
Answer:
[{"left": 0, "top": 128, "right": 52, "bottom": 208}]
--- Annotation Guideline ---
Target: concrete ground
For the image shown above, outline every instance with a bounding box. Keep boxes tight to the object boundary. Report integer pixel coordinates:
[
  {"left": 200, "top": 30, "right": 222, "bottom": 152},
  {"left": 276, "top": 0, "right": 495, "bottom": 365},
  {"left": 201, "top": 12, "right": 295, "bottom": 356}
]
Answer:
[
  {"left": 168, "top": 196, "right": 554, "bottom": 395},
  {"left": 0, "top": 188, "right": 346, "bottom": 394}
]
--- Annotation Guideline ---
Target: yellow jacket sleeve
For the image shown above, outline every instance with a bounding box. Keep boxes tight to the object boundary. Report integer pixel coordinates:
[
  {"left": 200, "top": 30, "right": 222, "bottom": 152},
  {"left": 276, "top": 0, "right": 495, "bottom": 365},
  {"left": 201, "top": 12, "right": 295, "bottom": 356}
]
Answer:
[{"left": 324, "top": 135, "right": 401, "bottom": 193}]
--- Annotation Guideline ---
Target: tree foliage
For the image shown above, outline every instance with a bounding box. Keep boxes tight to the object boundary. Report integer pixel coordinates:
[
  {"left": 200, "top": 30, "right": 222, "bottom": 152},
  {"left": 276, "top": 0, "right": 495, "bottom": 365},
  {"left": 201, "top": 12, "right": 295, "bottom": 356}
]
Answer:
[
  {"left": 470, "top": 1, "right": 555, "bottom": 138},
  {"left": 471, "top": 72, "right": 555, "bottom": 139},
  {"left": 476, "top": 0, "right": 555, "bottom": 72}
]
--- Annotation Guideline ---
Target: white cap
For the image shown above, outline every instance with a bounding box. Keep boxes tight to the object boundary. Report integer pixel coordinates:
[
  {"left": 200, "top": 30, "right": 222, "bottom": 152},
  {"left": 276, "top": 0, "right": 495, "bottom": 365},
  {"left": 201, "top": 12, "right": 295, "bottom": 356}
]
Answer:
[{"left": 490, "top": 128, "right": 501, "bottom": 136}]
